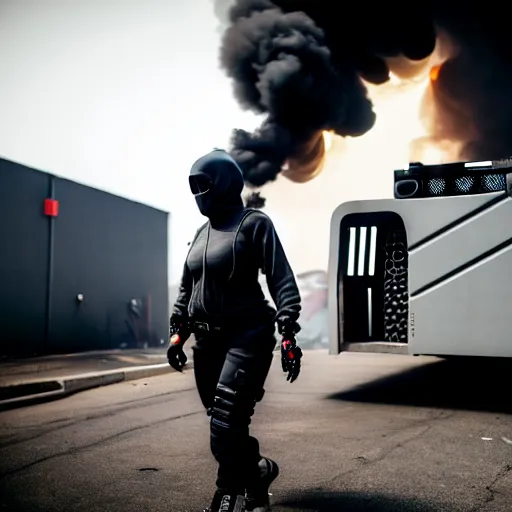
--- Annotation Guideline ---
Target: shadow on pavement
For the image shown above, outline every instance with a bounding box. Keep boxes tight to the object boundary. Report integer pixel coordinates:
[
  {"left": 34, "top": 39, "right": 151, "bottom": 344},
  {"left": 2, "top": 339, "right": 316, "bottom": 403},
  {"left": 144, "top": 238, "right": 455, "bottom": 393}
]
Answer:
[
  {"left": 276, "top": 490, "right": 450, "bottom": 511},
  {"left": 328, "top": 357, "right": 512, "bottom": 414}
]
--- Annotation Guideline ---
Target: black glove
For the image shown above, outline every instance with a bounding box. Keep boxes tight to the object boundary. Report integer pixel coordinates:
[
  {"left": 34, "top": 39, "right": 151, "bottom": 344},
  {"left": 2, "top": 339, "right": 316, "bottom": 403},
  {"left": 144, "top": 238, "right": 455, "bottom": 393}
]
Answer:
[
  {"left": 277, "top": 316, "right": 302, "bottom": 379},
  {"left": 281, "top": 335, "right": 302, "bottom": 383},
  {"left": 278, "top": 316, "right": 302, "bottom": 383},
  {"left": 167, "top": 317, "right": 190, "bottom": 372}
]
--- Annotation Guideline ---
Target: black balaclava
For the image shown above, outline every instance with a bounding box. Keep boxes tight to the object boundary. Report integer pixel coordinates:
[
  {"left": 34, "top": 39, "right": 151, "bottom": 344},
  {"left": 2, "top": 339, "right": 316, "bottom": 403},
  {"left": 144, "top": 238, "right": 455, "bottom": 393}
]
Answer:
[{"left": 189, "top": 149, "right": 244, "bottom": 220}]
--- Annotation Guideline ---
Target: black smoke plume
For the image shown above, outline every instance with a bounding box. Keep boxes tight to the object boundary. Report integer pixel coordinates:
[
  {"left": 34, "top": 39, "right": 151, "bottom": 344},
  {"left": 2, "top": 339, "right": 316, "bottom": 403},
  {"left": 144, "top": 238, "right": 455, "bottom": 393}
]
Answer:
[
  {"left": 244, "top": 191, "right": 266, "bottom": 208},
  {"left": 215, "top": 1, "right": 512, "bottom": 188}
]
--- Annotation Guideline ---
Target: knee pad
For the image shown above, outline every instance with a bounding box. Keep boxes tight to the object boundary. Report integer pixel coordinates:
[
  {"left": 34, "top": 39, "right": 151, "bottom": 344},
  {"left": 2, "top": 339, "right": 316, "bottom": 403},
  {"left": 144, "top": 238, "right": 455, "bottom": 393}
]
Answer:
[
  {"left": 211, "top": 383, "right": 239, "bottom": 434},
  {"left": 210, "top": 375, "right": 260, "bottom": 435}
]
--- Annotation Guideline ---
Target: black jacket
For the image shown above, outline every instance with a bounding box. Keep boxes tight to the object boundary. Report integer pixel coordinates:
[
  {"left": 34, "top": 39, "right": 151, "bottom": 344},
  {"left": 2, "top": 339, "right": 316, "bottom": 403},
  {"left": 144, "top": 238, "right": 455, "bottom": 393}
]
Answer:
[{"left": 172, "top": 150, "right": 301, "bottom": 329}]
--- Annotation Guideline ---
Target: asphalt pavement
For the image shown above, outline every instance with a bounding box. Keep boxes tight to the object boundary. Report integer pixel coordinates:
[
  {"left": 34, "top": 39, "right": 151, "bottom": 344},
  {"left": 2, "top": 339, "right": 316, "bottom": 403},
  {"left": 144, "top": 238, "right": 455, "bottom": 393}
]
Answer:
[{"left": 1, "top": 350, "right": 511, "bottom": 512}]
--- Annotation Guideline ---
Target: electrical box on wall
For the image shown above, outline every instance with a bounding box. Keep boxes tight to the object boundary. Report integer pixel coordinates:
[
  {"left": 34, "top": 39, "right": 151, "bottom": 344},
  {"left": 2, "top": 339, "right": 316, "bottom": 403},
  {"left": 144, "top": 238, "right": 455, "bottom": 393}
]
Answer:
[{"left": 44, "top": 198, "right": 59, "bottom": 217}]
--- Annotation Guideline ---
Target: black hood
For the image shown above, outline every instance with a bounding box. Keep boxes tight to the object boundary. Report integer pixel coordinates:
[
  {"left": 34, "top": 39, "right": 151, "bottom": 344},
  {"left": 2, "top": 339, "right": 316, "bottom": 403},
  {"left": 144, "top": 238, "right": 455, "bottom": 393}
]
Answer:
[{"left": 189, "top": 149, "right": 245, "bottom": 219}]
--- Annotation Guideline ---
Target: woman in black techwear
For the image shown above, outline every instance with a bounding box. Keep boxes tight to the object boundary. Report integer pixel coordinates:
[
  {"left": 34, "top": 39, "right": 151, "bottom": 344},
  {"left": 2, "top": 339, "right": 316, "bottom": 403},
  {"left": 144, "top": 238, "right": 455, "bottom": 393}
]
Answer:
[{"left": 167, "top": 149, "right": 303, "bottom": 512}]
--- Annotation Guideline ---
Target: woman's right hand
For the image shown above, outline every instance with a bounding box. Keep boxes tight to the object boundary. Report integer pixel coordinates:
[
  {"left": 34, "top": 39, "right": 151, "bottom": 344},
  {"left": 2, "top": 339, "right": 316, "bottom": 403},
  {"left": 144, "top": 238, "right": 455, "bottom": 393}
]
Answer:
[
  {"left": 167, "top": 338, "right": 188, "bottom": 372},
  {"left": 167, "top": 316, "right": 191, "bottom": 372}
]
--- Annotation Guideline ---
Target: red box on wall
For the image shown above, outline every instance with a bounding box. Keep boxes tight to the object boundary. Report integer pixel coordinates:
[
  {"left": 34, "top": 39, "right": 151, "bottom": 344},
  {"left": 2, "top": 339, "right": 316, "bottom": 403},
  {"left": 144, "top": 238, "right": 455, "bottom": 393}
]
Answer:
[{"left": 44, "top": 198, "right": 59, "bottom": 217}]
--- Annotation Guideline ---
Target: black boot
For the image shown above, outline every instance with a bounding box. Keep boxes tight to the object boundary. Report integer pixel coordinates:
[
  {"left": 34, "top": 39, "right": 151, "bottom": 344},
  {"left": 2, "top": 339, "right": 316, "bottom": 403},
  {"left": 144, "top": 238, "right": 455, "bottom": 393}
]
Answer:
[
  {"left": 245, "top": 458, "right": 280, "bottom": 512},
  {"left": 203, "top": 489, "right": 246, "bottom": 512}
]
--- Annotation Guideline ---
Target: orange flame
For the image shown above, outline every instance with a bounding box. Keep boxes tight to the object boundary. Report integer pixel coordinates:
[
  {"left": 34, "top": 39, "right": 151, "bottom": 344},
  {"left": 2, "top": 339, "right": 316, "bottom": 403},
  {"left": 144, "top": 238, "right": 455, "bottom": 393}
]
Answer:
[
  {"left": 282, "top": 131, "right": 326, "bottom": 183},
  {"left": 430, "top": 65, "right": 441, "bottom": 82}
]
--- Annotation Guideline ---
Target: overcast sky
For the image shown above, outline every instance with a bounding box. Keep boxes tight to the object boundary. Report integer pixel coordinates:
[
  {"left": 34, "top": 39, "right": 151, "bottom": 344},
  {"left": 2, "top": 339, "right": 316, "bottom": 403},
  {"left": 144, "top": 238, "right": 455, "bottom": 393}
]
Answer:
[{"left": 0, "top": 0, "right": 410, "bottom": 283}]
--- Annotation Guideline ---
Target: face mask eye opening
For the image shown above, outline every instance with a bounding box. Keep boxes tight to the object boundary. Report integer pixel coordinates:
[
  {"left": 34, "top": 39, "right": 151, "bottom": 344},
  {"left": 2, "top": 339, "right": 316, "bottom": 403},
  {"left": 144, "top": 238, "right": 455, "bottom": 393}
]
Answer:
[{"left": 189, "top": 174, "right": 211, "bottom": 195}]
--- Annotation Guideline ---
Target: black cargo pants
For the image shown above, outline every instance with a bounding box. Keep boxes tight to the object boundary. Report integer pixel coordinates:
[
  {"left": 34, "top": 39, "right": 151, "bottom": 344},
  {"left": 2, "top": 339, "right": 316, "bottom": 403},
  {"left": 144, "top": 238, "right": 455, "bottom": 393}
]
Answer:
[{"left": 191, "top": 321, "right": 277, "bottom": 493}]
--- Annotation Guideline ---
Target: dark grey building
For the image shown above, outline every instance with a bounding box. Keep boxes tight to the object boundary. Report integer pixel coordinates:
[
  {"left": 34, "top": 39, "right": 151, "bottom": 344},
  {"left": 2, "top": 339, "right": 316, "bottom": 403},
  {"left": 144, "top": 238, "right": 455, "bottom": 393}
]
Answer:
[{"left": 0, "top": 158, "right": 169, "bottom": 358}]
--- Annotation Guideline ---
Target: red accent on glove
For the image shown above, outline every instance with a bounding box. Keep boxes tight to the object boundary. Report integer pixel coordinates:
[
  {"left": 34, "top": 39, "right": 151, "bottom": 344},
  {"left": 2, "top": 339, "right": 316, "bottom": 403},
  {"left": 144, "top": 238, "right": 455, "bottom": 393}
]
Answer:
[{"left": 283, "top": 340, "right": 294, "bottom": 359}]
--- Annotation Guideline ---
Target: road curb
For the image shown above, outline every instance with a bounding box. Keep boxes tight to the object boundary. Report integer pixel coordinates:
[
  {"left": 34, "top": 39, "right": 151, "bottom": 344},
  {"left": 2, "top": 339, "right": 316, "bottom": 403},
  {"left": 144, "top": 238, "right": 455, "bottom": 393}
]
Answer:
[{"left": 0, "top": 362, "right": 192, "bottom": 412}]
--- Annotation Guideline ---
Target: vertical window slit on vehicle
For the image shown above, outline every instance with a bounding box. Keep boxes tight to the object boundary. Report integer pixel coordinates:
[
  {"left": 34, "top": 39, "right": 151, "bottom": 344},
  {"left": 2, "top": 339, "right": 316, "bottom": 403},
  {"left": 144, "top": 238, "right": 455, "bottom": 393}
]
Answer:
[
  {"left": 367, "top": 287, "right": 373, "bottom": 337},
  {"left": 357, "top": 227, "right": 367, "bottom": 276},
  {"left": 346, "top": 225, "right": 379, "bottom": 339},
  {"left": 368, "top": 226, "right": 377, "bottom": 276},
  {"left": 346, "top": 226, "right": 378, "bottom": 277},
  {"left": 347, "top": 227, "right": 357, "bottom": 276}
]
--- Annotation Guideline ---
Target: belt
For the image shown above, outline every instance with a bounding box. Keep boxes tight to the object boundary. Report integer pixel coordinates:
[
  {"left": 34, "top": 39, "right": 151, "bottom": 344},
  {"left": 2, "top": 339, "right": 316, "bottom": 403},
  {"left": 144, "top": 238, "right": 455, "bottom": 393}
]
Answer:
[
  {"left": 190, "top": 321, "right": 222, "bottom": 333},
  {"left": 190, "top": 315, "right": 271, "bottom": 334}
]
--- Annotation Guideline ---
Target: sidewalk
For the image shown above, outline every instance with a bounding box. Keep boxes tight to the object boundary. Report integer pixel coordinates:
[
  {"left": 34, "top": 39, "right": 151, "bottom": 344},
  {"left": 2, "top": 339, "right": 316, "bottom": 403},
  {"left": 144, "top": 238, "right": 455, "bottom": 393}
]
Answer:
[{"left": 0, "top": 347, "right": 193, "bottom": 411}]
